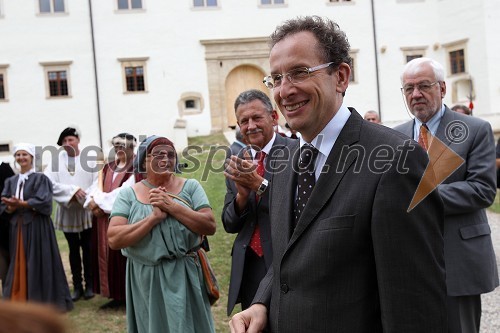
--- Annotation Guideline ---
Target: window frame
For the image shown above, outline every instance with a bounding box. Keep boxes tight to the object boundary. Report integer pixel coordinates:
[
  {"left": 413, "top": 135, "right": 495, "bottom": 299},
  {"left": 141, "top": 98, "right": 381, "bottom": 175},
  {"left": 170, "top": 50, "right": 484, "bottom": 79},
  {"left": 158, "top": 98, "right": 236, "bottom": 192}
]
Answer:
[
  {"left": 442, "top": 39, "right": 468, "bottom": 77},
  {"left": 259, "top": 0, "right": 287, "bottom": 7},
  {"left": 118, "top": 57, "right": 149, "bottom": 94},
  {"left": 40, "top": 61, "right": 72, "bottom": 99},
  {"left": 348, "top": 50, "right": 358, "bottom": 84},
  {"left": 0, "top": 0, "right": 4, "bottom": 18},
  {"left": 115, "top": 0, "right": 145, "bottom": 12},
  {"left": 327, "top": 0, "right": 354, "bottom": 5},
  {"left": 192, "top": 0, "right": 219, "bottom": 10},
  {"left": 400, "top": 46, "right": 428, "bottom": 63},
  {"left": 36, "top": 0, "right": 67, "bottom": 15},
  {"left": 178, "top": 92, "right": 204, "bottom": 116},
  {"left": 0, "top": 141, "right": 12, "bottom": 159},
  {"left": 0, "top": 65, "right": 9, "bottom": 102}
]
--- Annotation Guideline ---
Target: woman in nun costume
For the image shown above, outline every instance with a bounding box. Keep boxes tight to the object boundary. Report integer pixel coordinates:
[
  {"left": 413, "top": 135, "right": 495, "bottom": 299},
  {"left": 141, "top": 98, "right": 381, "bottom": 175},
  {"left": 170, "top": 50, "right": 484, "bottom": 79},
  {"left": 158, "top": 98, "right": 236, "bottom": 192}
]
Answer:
[{"left": 0, "top": 143, "right": 73, "bottom": 312}]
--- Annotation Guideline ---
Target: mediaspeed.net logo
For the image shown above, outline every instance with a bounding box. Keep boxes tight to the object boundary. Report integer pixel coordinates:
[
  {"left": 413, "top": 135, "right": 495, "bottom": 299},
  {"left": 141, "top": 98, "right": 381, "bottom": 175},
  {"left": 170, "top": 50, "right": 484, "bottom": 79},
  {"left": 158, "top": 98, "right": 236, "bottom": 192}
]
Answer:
[{"left": 408, "top": 120, "right": 467, "bottom": 212}]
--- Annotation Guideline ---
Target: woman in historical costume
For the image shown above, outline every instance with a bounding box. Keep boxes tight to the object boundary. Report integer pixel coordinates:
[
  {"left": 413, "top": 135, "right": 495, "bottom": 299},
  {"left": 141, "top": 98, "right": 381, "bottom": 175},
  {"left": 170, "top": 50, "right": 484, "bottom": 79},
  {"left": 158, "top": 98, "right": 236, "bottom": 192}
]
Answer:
[
  {"left": 0, "top": 143, "right": 73, "bottom": 312},
  {"left": 108, "top": 136, "right": 216, "bottom": 333}
]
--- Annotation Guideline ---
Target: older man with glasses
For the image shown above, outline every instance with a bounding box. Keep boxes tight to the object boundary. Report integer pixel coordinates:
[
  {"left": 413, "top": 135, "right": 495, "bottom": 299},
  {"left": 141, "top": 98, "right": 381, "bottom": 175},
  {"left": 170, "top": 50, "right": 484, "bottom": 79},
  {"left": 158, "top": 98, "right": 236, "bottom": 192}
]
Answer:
[{"left": 394, "top": 57, "right": 498, "bottom": 333}]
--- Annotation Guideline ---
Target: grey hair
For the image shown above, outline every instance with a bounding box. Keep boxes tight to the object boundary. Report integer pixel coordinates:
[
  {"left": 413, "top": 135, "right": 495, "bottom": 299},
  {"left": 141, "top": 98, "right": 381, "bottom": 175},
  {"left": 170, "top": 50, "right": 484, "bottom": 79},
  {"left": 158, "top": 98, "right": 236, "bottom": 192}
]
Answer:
[
  {"left": 234, "top": 89, "right": 273, "bottom": 114},
  {"left": 401, "top": 57, "right": 445, "bottom": 84}
]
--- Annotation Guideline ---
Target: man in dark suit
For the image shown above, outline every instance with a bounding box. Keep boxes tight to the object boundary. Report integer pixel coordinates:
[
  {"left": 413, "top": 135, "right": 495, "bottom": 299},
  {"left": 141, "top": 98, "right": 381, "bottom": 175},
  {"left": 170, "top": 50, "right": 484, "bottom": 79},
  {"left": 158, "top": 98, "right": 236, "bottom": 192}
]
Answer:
[
  {"left": 394, "top": 57, "right": 499, "bottom": 333},
  {"left": 223, "top": 89, "right": 293, "bottom": 316},
  {"left": 229, "top": 16, "right": 447, "bottom": 333}
]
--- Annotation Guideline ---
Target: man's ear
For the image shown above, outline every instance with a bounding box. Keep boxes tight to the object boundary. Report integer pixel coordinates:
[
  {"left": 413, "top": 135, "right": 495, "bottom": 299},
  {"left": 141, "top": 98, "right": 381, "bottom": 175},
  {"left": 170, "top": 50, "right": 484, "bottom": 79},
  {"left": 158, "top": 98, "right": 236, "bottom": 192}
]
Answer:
[
  {"left": 440, "top": 81, "right": 447, "bottom": 99},
  {"left": 271, "top": 110, "right": 279, "bottom": 126},
  {"left": 335, "top": 63, "right": 351, "bottom": 94}
]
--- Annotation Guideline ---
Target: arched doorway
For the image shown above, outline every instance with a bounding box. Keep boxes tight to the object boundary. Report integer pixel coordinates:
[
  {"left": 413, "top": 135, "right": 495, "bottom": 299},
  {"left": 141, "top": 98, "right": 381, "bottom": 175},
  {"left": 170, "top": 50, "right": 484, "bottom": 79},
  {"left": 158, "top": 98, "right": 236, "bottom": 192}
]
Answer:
[{"left": 224, "top": 65, "right": 269, "bottom": 128}]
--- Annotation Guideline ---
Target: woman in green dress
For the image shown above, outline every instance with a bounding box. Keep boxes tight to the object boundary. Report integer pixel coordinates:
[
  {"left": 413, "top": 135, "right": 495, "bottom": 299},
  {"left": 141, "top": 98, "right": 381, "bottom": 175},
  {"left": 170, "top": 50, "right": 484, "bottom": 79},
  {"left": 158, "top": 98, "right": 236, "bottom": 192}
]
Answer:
[{"left": 108, "top": 136, "right": 216, "bottom": 333}]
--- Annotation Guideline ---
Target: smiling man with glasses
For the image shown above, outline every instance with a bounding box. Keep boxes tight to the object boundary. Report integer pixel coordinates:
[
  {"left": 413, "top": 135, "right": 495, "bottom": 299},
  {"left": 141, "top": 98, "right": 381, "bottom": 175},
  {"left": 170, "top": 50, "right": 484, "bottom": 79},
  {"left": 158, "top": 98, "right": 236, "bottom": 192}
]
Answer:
[
  {"left": 395, "top": 57, "right": 498, "bottom": 333},
  {"left": 230, "top": 16, "right": 447, "bottom": 333}
]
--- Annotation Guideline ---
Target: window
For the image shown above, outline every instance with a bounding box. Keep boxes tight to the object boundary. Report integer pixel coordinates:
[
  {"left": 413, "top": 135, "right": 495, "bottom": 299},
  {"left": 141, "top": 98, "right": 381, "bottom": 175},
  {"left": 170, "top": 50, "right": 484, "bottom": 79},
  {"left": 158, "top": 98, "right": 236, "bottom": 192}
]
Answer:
[
  {"left": 48, "top": 71, "right": 68, "bottom": 96},
  {"left": 38, "top": 0, "right": 66, "bottom": 14},
  {"left": 0, "top": 0, "right": 4, "bottom": 18},
  {"left": 443, "top": 39, "right": 468, "bottom": 76},
  {"left": 178, "top": 92, "right": 204, "bottom": 116},
  {"left": 118, "top": 57, "right": 149, "bottom": 93},
  {"left": 400, "top": 46, "right": 427, "bottom": 63},
  {"left": 349, "top": 50, "right": 358, "bottom": 83},
  {"left": 0, "top": 143, "right": 10, "bottom": 153},
  {"left": 329, "top": 0, "right": 352, "bottom": 2},
  {"left": 451, "top": 78, "right": 474, "bottom": 104},
  {"left": 261, "top": 0, "right": 285, "bottom": 4},
  {"left": 40, "top": 61, "right": 72, "bottom": 98},
  {"left": 125, "top": 67, "right": 144, "bottom": 92},
  {"left": 449, "top": 49, "right": 465, "bottom": 75},
  {"left": 117, "top": 0, "right": 142, "bottom": 10},
  {"left": 0, "top": 65, "right": 8, "bottom": 101},
  {"left": 193, "top": 0, "right": 218, "bottom": 7}
]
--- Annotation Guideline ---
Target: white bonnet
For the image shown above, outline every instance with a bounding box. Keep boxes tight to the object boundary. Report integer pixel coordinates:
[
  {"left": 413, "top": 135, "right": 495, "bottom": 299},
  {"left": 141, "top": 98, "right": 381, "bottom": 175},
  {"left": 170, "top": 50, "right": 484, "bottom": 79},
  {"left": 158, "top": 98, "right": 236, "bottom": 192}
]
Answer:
[{"left": 13, "top": 142, "right": 36, "bottom": 157}]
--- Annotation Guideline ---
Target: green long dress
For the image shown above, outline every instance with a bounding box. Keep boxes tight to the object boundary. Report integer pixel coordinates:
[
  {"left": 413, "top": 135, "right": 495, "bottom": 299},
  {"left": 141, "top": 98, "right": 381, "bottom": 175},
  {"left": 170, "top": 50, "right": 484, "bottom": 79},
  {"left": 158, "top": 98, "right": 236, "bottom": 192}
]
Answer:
[{"left": 110, "top": 179, "right": 215, "bottom": 333}]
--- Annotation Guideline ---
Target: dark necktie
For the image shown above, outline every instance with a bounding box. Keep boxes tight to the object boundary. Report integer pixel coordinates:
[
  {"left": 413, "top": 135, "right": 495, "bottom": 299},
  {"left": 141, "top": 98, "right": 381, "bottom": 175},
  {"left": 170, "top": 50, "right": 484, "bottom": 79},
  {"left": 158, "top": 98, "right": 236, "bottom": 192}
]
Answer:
[
  {"left": 294, "top": 144, "right": 319, "bottom": 225},
  {"left": 249, "top": 151, "right": 266, "bottom": 257},
  {"left": 418, "top": 124, "right": 430, "bottom": 151}
]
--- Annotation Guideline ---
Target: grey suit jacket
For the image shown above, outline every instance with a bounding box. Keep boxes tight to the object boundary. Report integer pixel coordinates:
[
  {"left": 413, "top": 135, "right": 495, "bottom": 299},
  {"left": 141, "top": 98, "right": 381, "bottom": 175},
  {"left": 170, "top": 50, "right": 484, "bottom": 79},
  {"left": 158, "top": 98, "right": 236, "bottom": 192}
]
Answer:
[
  {"left": 394, "top": 106, "right": 499, "bottom": 296},
  {"left": 254, "top": 109, "right": 447, "bottom": 332},
  {"left": 222, "top": 134, "right": 293, "bottom": 316}
]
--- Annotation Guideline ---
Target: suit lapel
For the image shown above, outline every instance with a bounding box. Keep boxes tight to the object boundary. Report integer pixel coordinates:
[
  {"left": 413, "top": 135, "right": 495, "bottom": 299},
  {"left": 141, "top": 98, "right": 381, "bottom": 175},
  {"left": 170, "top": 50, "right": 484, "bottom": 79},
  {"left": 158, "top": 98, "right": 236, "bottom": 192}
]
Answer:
[
  {"left": 270, "top": 139, "right": 298, "bottom": 244},
  {"left": 400, "top": 119, "right": 415, "bottom": 139},
  {"left": 288, "top": 110, "right": 362, "bottom": 248},
  {"left": 434, "top": 106, "right": 454, "bottom": 147}
]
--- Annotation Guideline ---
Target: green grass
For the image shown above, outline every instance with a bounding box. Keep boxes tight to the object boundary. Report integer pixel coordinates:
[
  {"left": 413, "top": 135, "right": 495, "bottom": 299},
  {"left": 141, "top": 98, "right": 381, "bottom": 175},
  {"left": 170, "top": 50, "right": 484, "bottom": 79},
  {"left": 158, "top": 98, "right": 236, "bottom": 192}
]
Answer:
[
  {"left": 57, "top": 133, "right": 235, "bottom": 332},
  {"left": 488, "top": 190, "right": 500, "bottom": 213}
]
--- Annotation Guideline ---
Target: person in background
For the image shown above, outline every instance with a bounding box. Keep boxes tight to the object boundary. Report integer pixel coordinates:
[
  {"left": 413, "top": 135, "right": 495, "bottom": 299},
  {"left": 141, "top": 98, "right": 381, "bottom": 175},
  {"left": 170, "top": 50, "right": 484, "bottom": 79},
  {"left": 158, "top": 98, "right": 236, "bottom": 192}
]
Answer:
[
  {"left": 223, "top": 89, "right": 293, "bottom": 316},
  {"left": 496, "top": 137, "right": 500, "bottom": 190},
  {"left": 108, "top": 135, "right": 216, "bottom": 333},
  {"left": 0, "top": 143, "right": 73, "bottom": 312},
  {"left": 0, "top": 161, "right": 14, "bottom": 292},
  {"left": 451, "top": 104, "right": 472, "bottom": 116},
  {"left": 363, "top": 110, "right": 381, "bottom": 123},
  {"left": 395, "top": 57, "right": 498, "bottom": 333},
  {"left": 230, "top": 16, "right": 446, "bottom": 333},
  {"left": 227, "top": 126, "right": 247, "bottom": 159},
  {"left": 44, "top": 127, "right": 98, "bottom": 302},
  {"left": 86, "top": 133, "right": 136, "bottom": 309}
]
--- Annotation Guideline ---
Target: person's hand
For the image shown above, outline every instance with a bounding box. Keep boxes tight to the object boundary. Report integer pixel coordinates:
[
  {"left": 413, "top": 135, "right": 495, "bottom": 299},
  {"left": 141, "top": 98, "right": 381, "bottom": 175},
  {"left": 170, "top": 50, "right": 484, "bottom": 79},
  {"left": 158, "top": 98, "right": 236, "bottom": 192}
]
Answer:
[
  {"left": 72, "top": 188, "right": 87, "bottom": 205},
  {"left": 224, "top": 152, "right": 263, "bottom": 194},
  {"left": 92, "top": 207, "right": 106, "bottom": 218},
  {"left": 229, "top": 304, "right": 268, "bottom": 333},
  {"left": 149, "top": 187, "right": 176, "bottom": 213},
  {"left": 151, "top": 206, "right": 167, "bottom": 223},
  {"left": 88, "top": 198, "right": 98, "bottom": 210},
  {"left": 2, "top": 196, "right": 24, "bottom": 209}
]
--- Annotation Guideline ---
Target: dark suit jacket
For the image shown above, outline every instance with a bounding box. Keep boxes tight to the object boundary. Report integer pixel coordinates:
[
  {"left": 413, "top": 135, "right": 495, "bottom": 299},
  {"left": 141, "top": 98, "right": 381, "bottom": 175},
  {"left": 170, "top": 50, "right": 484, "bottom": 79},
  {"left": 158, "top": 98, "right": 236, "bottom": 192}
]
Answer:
[
  {"left": 222, "top": 134, "right": 292, "bottom": 316},
  {"left": 394, "top": 106, "right": 499, "bottom": 296},
  {"left": 254, "top": 109, "right": 447, "bottom": 332}
]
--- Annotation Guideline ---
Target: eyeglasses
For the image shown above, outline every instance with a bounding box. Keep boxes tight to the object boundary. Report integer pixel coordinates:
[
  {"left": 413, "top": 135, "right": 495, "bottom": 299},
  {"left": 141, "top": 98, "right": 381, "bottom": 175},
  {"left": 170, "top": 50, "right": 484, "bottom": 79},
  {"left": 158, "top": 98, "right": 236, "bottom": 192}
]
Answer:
[
  {"left": 147, "top": 151, "right": 176, "bottom": 159},
  {"left": 113, "top": 144, "right": 127, "bottom": 150},
  {"left": 263, "top": 62, "right": 335, "bottom": 89},
  {"left": 401, "top": 81, "right": 440, "bottom": 96}
]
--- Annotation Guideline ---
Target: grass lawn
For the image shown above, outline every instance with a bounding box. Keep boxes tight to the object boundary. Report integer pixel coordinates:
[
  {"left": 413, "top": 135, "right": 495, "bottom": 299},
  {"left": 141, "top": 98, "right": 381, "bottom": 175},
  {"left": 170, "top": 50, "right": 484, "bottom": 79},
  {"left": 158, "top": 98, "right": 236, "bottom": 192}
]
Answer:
[{"left": 57, "top": 133, "right": 235, "bottom": 332}]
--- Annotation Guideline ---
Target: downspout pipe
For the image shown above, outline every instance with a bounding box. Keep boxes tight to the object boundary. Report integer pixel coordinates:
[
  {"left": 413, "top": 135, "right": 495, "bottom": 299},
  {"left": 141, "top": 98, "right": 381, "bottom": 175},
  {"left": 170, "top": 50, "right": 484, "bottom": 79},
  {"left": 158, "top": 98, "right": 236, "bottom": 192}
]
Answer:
[
  {"left": 88, "top": 0, "right": 103, "bottom": 148},
  {"left": 370, "top": 0, "right": 382, "bottom": 119}
]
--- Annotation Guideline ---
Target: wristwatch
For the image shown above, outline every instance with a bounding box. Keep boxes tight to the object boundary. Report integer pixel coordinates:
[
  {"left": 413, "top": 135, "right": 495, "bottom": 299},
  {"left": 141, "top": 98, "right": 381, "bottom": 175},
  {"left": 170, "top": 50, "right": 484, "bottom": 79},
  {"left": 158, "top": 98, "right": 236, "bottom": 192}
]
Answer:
[{"left": 256, "top": 178, "right": 269, "bottom": 196}]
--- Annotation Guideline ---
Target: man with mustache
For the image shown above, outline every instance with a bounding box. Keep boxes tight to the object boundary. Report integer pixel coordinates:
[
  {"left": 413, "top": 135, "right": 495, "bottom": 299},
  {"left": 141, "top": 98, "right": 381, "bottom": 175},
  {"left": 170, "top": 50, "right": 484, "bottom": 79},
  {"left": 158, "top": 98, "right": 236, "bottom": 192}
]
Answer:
[
  {"left": 395, "top": 57, "right": 498, "bottom": 333},
  {"left": 223, "top": 89, "right": 293, "bottom": 316}
]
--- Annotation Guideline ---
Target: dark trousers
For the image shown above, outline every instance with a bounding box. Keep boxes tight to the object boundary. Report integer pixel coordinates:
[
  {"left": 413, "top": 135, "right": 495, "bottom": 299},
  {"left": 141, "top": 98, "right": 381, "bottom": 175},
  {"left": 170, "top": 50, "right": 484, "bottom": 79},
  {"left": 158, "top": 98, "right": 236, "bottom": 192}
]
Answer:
[
  {"left": 64, "top": 229, "right": 93, "bottom": 291},
  {"left": 446, "top": 294, "right": 481, "bottom": 333},
  {"left": 240, "top": 249, "right": 267, "bottom": 311}
]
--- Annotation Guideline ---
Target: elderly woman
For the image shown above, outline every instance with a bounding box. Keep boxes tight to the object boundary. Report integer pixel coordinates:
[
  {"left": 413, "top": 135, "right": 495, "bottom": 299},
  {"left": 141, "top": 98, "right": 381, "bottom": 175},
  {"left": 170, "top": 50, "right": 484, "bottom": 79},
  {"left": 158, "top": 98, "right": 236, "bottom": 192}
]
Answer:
[
  {"left": 108, "top": 136, "right": 216, "bottom": 333},
  {"left": 0, "top": 143, "right": 73, "bottom": 311}
]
